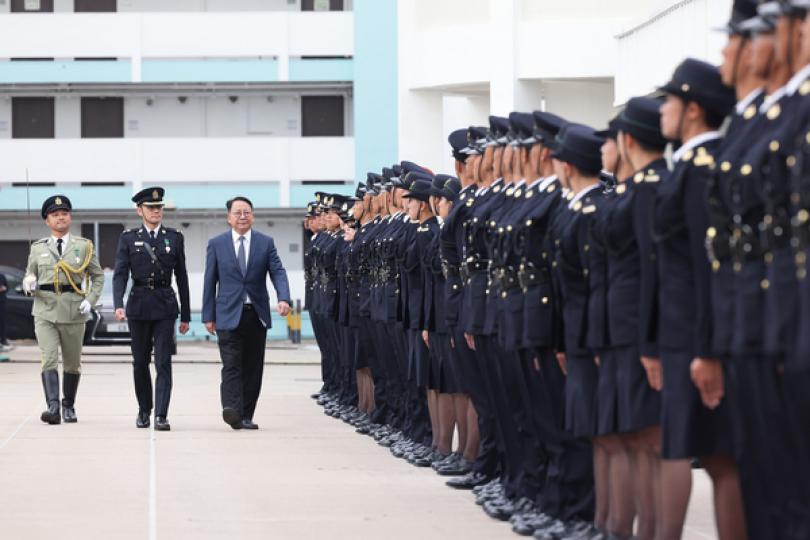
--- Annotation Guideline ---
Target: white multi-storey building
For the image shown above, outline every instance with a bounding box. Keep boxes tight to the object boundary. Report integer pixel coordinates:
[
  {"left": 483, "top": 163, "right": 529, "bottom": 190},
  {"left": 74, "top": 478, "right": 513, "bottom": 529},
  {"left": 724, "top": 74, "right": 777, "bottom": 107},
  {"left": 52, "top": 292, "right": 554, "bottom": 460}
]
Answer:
[
  {"left": 0, "top": 0, "right": 734, "bottom": 338},
  {"left": 0, "top": 0, "right": 398, "bottom": 338}
]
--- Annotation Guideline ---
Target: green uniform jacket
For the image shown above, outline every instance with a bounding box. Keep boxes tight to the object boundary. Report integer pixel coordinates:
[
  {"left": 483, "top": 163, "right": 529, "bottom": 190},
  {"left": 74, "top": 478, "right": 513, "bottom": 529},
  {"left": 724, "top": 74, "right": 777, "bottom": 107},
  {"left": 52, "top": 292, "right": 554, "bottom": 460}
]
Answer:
[{"left": 25, "top": 235, "right": 105, "bottom": 324}]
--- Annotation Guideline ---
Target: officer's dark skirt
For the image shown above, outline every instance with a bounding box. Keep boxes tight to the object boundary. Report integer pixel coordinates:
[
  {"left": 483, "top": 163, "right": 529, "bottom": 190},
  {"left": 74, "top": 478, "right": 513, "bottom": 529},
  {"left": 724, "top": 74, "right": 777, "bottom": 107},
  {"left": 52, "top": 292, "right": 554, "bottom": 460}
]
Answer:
[
  {"left": 660, "top": 350, "right": 732, "bottom": 460},
  {"left": 428, "top": 333, "right": 462, "bottom": 394},
  {"left": 600, "top": 345, "right": 660, "bottom": 434},
  {"left": 408, "top": 329, "right": 430, "bottom": 388},
  {"left": 564, "top": 353, "right": 598, "bottom": 438}
]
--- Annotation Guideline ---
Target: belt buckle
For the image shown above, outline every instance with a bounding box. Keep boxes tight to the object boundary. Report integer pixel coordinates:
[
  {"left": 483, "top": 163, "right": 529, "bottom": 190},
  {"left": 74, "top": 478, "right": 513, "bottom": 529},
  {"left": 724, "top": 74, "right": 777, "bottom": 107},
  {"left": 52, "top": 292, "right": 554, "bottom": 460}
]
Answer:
[{"left": 147, "top": 277, "right": 155, "bottom": 289}]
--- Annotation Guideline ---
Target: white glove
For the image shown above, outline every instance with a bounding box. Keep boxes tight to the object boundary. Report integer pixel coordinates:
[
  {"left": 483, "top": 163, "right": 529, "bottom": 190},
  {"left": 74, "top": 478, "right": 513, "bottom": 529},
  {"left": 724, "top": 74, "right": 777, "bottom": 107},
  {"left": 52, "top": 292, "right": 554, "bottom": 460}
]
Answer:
[
  {"left": 79, "top": 300, "right": 92, "bottom": 316},
  {"left": 22, "top": 275, "right": 37, "bottom": 294}
]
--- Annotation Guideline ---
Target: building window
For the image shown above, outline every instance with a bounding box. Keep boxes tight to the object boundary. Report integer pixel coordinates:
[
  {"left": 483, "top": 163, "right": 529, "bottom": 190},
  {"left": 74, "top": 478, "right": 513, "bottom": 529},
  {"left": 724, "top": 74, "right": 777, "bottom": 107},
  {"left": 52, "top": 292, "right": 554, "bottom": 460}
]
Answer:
[
  {"left": 81, "top": 97, "right": 124, "bottom": 138},
  {"left": 11, "top": 0, "right": 54, "bottom": 12},
  {"left": 81, "top": 223, "right": 124, "bottom": 269},
  {"left": 74, "top": 0, "right": 117, "bottom": 12},
  {"left": 12, "top": 97, "right": 55, "bottom": 139},
  {"left": 301, "top": 0, "right": 343, "bottom": 11},
  {"left": 301, "top": 96, "right": 344, "bottom": 136}
]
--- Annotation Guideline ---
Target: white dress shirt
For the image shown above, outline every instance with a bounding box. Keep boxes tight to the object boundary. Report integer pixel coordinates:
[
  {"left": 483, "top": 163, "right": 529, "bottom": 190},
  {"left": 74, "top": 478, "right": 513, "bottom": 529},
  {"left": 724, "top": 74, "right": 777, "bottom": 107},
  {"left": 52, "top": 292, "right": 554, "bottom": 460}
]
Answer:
[
  {"left": 232, "top": 228, "right": 252, "bottom": 303},
  {"left": 51, "top": 233, "right": 70, "bottom": 258}
]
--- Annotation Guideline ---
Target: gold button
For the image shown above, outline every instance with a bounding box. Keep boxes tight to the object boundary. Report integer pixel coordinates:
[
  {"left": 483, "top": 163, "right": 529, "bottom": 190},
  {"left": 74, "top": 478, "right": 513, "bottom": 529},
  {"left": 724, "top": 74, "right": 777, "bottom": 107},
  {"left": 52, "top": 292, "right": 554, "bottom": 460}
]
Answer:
[
  {"left": 542, "top": 297, "right": 549, "bottom": 304},
  {"left": 797, "top": 252, "right": 807, "bottom": 265},
  {"left": 741, "top": 164, "right": 752, "bottom": 176},
  {"left": 770, "top": 140, "right": 780, "bottom": 152},
  {"left": 799, "top": 209, "right": 809, "bottom": 223},
  {"left": 452, "top": 284, "right": 459, "bottom": 290},
  {"left": 767, "top": 104, "right": 781, "bottom": 120},
  {"left": 501, "top": 291, "right": 507, "bottom": 298},
  {"left": 634, "top": 172, "right": 644, "bottom": 183},
  {"left": 526, "top": 219, "right": 533, "bottom": 226},
  {"left": 761, "top": 278, "right": 770, "bottom": 290},
  {"left": 721, "top": 161, "right": 731, "bottom": 172},
  {"left": 707, "top": 227, "right": 717, "bottom": 239},
  {"left": 712, "top": 260, "right": 720, "bottom": 272},
  {"left": 681, "top": 83, "right": 690, "bottom": 92},
  {"left": 788, "top": 155, "right": 797, "bottom": 168},
  {"left": 584, "top": 244, "right": 590, "bottom": 252}
]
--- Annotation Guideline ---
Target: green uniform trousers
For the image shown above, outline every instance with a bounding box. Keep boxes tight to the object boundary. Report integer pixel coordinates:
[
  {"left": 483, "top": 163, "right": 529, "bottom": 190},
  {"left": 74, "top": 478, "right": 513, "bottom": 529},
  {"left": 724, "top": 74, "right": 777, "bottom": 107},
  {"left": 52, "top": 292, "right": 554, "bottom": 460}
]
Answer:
[{"left": 34, "top": 318, "right": 84, "bottom": 374}]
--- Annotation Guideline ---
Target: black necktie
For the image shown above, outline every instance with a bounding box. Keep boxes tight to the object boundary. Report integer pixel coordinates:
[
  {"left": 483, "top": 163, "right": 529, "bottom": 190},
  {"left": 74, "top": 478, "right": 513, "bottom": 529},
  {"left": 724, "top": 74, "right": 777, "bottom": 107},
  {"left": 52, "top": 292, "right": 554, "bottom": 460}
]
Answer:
[
  {"left": 56, "top": 238, "right": 63, "bottom": 257},
  {"left": 150, "top": 230, "right": 156, "bottom": 241}
]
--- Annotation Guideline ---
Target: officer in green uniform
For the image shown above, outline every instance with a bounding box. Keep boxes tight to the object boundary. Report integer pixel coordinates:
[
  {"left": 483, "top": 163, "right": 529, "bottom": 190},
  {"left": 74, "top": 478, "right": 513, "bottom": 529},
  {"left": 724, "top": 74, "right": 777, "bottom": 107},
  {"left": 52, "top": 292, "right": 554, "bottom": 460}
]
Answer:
[{"left": 23, "top": 195, "right": 104, "bottom": 425}]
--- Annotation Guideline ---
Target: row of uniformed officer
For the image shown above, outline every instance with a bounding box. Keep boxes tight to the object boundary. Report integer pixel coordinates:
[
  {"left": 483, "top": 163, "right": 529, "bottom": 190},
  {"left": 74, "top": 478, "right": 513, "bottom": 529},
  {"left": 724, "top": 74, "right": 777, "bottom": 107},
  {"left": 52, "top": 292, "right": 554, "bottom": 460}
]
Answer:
[{"left": 308, "top": 3, "right": 810, "bottom": 537}]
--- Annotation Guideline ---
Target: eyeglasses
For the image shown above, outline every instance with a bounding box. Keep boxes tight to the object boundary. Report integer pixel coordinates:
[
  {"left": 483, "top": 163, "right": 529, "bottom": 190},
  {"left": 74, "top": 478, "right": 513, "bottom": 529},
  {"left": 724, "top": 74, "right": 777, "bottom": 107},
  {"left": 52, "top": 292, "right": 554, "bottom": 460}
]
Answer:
[{"left": 230, "top": 211, "right": 253, "bottom": 218}]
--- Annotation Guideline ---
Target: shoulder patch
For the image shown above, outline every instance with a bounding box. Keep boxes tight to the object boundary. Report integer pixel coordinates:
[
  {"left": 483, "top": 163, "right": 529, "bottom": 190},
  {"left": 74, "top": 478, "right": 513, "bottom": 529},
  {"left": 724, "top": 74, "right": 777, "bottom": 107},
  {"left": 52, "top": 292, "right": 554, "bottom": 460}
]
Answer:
[{"left": 693, "top": 147, "right": 715, "bottom": 167}]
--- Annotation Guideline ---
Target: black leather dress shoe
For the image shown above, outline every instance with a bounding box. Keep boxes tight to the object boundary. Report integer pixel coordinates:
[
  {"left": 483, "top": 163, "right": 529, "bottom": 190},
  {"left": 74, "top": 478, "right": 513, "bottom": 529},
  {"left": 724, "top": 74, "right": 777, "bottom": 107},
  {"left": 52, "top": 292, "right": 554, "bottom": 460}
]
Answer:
[
  {"left": 445, "top": 471, "right": 491, "bottom": 489},
  {"left": 222, "top": 407, "right": 242, "bottom": 429},
  {"left": 241, "top": 419, "right": 259, "bottom": 430},
  {"left": 154, "top": 417, "right": 171, "bottom": 431},
  {"left": 136, "top": 411, "right": 150, "bottom": 428}
]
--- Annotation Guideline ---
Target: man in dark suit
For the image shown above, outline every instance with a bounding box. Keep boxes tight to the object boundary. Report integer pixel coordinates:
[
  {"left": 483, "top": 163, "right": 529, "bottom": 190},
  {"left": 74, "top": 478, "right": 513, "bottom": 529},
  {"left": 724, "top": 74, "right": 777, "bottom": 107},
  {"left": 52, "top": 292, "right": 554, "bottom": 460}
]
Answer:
[{"left": 202, "top": 196, "right": 292, "bottom": 430}]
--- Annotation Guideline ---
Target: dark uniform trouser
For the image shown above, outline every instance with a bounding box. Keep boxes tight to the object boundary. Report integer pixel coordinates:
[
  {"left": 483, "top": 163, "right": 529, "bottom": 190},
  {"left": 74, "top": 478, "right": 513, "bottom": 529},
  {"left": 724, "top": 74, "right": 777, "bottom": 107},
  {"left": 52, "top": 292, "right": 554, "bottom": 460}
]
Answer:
[
  {"left": 216, "top": 307, "right": 266, "bottom": 421},
  {"left": 130, "top": 318, "right": 176, "bottom": 417},
  {"left": 451, "top": 325, "right": 499, "bottom": 477},
  {"left": 727, "top": 354, "right": 809, "bottom": 540},
  {"left": 536, "top": 349, "right": 594, "bottom": 522},
  {"left": 477, "top": 335, "right": 534, "bottom": 500}
]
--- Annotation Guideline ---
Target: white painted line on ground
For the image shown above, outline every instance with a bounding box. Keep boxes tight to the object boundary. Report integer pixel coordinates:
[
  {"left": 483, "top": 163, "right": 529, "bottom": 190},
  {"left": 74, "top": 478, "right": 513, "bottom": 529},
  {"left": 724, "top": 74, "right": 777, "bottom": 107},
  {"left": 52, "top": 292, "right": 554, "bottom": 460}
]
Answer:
[
  {"left": 149, "top": 423, "right": 157, "bottom": 540},
  {"left": 0, "top": 413, "right": 33, "bottom": 452}
]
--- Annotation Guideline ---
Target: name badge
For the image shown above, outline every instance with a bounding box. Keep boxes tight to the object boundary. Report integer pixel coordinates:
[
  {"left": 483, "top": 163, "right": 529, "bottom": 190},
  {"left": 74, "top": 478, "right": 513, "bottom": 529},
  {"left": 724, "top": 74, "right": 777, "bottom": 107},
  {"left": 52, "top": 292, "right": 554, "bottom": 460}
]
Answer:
[
  {"left": 134, "top": 241, "right": 144, "bottom": 246},
  {"left": 40, "top": 253, "right": 49, "bottom": 257}
]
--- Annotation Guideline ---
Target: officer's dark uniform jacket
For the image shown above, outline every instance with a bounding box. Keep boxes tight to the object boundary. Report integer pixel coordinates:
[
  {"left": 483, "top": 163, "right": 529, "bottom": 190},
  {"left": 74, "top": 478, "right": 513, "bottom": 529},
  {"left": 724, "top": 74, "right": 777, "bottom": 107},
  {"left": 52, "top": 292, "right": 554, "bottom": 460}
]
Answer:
[
  {"left": 372, "top": 213, "right": 408, "bottom": 325},
  {"left": 462, "top": 178, "right": 505, "bottom": 336},
  {"left": 113, "top": 225, "right": 190, "bottom": 322},
  {"left": 441, "top": 184, "right": 476, "bottom": 329},
  {"left": 317, "top": 230, "right": 342, "bottom": 321},
  {"left": 488, "top": 180, "right": 531, "bottom": 350},
  {"left": 596, "top": 159, "right": 668, "bottom": 356},
  {"left": 750, "top": 70, "right": 810, "bottom": 366},
  {"left": 401, "top": 218, "right": 425, "bottom": 331},
  {"left": 422, "top": 218, "right": 447, "bottom": 336},
  {"left": 651, "top": 136, "right": 722, "bottom": 358},
  {"left": 787, "top": 73, "right": 810, "bottom": 369},
  {"left": 515, "top": 177, "right": 563, "bottom": 352},
  {"left": 706, "top": 88, "right": 765, "bottom": 357},
  {"left": 554, "top": 185, "right": 604, "bottom": 356}
]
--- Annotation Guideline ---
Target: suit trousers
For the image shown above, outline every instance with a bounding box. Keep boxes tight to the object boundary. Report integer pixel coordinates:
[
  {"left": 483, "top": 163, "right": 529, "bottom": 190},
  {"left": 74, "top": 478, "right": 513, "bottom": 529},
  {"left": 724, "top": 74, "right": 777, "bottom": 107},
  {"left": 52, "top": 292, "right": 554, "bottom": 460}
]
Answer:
[
  {"left": 129, "top": 318, "right": 175, "bottom": 417},
  {"left": 216, "top": 306, "right": 267, "bottom": 421}
]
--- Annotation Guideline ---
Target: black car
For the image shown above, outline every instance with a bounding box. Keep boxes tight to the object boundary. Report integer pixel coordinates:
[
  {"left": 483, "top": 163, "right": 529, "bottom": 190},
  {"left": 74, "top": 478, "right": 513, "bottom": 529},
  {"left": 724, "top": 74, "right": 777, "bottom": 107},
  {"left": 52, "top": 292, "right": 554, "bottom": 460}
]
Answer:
[{"left": 0, "top": 266, "right": 131, "bottom": 346}]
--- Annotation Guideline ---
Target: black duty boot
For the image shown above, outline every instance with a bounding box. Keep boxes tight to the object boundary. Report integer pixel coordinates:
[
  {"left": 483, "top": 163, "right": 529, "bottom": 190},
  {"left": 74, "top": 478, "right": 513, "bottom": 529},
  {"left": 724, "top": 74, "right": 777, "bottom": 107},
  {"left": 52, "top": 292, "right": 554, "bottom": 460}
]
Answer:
[
  {"left": 40, "top": 370, "right": 61, "bottom": 425},
  {"left": 62, "top": 372, "right": 80, "bottom": 423}
]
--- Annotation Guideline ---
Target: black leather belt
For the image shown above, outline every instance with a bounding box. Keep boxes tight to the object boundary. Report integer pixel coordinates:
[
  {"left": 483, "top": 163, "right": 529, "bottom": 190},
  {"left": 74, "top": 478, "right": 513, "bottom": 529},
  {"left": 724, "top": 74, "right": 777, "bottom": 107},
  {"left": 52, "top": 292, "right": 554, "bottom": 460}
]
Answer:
[
  {"left": 498, "top": 268, "right": 520, "bottom": 292},
  {"left": 133, "top": 278, "right": 171, "bottom": 289},
  {"left": 465, "top": 260, "right": 489, "bottom": 272},
  {"left": 38, "top": 283, "right": 84, "bottom": 293},
  {"left": 518, "top": 265, "right": 550, "bottom": 289}
]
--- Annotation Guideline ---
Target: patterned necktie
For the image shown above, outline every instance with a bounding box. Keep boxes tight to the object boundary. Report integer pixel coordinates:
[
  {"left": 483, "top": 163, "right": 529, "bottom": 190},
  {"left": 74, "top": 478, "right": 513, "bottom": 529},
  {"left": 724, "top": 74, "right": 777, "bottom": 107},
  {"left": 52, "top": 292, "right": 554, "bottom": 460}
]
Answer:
[
  {"left": 56, "top": 238, "right": 63, "bottom": 257},
  {"left": 238, "top": 236, "right": 247, "bottom": 276}
]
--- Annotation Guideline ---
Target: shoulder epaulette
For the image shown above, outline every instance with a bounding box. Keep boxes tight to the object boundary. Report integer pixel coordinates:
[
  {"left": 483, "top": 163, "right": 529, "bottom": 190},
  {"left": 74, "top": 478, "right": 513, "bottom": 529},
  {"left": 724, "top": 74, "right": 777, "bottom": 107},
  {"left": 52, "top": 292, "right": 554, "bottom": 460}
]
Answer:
[
  {"left": 693, "top": 147, "right": 715, "bottom": 167},
  {"left": 33, "top": 238, "right": 48, "bottom": 245}
]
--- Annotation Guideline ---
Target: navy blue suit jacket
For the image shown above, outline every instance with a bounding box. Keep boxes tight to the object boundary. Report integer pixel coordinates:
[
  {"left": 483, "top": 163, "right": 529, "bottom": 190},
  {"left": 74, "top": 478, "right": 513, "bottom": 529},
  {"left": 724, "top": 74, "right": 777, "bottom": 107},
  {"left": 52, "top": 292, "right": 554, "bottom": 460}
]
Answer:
[{"left": 202, "top": 230, "right": 291, "bottom": 331}]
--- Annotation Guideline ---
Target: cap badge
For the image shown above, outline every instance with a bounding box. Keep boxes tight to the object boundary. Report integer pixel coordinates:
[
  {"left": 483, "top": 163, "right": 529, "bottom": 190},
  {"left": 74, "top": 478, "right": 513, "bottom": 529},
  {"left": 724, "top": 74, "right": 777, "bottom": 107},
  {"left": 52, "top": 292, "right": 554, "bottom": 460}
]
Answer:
[{"left": 55, "top": 197, "right": 62, "bottom": 205}]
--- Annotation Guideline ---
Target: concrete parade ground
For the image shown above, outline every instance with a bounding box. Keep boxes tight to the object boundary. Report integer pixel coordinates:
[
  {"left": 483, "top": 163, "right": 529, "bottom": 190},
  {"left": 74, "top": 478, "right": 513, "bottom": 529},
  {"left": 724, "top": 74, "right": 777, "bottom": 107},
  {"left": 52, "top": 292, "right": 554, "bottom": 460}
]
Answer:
[{"left": 0, "top": 343, "right": 717, "bottom": 540}]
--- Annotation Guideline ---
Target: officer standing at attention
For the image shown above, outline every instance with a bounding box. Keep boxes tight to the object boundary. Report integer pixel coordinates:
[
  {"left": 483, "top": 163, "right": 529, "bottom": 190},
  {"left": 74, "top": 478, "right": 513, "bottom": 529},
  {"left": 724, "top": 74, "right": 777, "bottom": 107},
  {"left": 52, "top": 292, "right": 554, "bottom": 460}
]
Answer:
[
  {"left": 23, "top": 195, "right": 104, "bottom": 425},
  {"left": 113, "top": 187, "right": 191, "bottom": 431}
]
